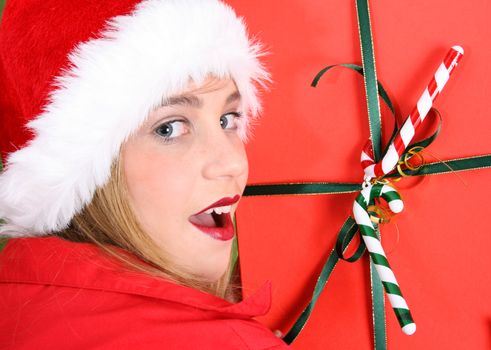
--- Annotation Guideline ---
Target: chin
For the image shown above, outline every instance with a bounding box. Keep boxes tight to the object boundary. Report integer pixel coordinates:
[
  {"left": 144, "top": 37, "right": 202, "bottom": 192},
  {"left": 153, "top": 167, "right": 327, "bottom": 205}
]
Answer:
[
  {"left": 199, "top": 265, "right": 230, "bottom": 283},
  {"left": 197, "top": 241, "right": 234, "bottom": 282}
]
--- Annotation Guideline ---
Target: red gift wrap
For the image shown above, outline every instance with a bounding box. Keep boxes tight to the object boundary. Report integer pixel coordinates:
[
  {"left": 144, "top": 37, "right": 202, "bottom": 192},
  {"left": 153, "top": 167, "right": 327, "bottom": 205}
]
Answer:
[{"left": 228, "top": 0, "right": 491, "bottom": 349}]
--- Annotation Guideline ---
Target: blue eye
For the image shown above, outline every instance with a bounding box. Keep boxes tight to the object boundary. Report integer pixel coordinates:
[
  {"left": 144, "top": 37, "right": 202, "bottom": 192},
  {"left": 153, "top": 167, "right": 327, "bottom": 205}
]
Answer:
[
  {"left": 155, "top": 120, "right": 189, "bottom": 142},
  {"left": 220, "top": 112, "right": 242, "bottom": 130}
]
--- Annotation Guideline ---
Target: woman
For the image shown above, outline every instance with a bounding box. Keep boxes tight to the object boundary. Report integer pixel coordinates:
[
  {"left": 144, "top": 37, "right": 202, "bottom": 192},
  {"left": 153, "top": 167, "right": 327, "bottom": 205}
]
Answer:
[{"left": 0, "top": 0, "right": 289, "bottom": 348}]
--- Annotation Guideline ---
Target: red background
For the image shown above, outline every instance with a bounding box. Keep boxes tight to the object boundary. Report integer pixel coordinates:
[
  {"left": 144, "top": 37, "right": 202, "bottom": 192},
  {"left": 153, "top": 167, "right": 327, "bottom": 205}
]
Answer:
[{"left": 228, "top": 0, "right": 491, "bottom": 349}]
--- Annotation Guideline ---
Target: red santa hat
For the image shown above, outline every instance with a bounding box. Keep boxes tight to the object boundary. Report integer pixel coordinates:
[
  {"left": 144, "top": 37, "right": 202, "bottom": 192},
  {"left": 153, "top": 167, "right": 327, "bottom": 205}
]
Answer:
[{"left": 0, "top": 0, "right": 269, "bottom": 235}]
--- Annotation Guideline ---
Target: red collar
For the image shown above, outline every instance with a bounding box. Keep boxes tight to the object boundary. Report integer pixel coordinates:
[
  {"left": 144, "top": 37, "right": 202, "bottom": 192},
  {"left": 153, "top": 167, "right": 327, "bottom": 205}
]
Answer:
[{"left": 0, "top": 236, "right": 272, "bottom": 318}]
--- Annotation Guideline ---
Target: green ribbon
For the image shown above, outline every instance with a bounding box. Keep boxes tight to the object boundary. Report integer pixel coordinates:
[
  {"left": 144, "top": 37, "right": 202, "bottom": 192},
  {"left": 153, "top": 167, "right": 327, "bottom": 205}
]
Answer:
[
  {"left": 0, "top": 156, "right": 6, "bottom": 252},
  {"left": 240, "top": 0, "right": 491, "bottom": 348},
  {"left": 244, "top": 183, "right": 361, "bottom": 196},
  {"left": 0, "top": 0, "right": 6, "bottom": 250},
  {"left": 371, "top": 254, "right": 387, "bottom": 350},
  {"left": 0, "top": 0, "right": 5, "bottom": 18},
  {"left": 355, "top": 0, "right": 383, "bottom": 162}
]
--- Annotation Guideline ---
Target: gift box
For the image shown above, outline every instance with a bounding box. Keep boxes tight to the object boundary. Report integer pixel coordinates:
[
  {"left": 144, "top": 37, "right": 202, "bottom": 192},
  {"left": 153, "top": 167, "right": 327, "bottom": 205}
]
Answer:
[{"left": 228, "top": 0, "right": 491, "bottom": 349}]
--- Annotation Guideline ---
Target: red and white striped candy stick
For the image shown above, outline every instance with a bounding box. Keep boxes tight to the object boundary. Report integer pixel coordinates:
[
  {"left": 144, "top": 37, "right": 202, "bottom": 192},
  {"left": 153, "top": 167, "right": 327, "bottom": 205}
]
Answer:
[
  {"left": 354, "top": 46, "right": 464, "bottom": 335},
  {"left": 361, "top": 46, "right": 464, "bottom": 179}
]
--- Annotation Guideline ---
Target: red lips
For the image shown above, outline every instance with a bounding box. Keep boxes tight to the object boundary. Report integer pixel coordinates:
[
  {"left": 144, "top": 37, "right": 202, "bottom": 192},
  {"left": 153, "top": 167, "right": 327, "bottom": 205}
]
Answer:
[
  {"left": 189, "top": 194, "right": 240, "bottom": 241},
  {"left": 194, "top": 194, "right": 241, "bottom": 215}
]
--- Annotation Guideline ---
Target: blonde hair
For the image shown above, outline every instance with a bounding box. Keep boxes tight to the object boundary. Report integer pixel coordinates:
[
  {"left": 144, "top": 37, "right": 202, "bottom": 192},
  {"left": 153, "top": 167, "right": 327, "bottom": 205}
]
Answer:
[{"left": 55, "top": 156, "right": 240, "bottom": 300}]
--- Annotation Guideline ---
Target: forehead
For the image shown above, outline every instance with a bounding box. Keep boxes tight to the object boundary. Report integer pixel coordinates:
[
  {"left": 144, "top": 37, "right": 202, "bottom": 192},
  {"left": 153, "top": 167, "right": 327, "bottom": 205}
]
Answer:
[
  {"left": 179, "top": 77, "right": 238, "bottom": 99},
  {"left": 184, "top": 77, "right": 236, "bottom": 95},
  {"left": 160, "top": 78, "right": 240, "bottom": 108}
]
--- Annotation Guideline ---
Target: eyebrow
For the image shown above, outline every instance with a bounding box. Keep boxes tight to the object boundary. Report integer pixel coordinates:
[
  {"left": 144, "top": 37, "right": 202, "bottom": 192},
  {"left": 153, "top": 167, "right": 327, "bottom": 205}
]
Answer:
[
  {"left": 160, "top": 90, "right": 241, "bottom": 108},
  {"left": 163, "top": 95, "right": 202, "bottom": 108},
  {"left": 225, "top": 91, "right": 241, "bottom": 105}
]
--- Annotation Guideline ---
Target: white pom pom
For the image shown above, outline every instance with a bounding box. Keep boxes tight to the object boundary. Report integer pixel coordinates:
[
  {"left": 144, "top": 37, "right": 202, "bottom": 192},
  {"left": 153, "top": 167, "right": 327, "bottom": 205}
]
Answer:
[{"left": 389, "top": 199, "right": 404, "bottom": 213}]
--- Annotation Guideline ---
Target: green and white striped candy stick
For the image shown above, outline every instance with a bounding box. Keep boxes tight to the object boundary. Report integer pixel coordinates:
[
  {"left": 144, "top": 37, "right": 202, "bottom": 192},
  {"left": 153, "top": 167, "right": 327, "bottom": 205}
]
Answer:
[{"left": 353, "top": 182, "right": 416, "bottom": 335}]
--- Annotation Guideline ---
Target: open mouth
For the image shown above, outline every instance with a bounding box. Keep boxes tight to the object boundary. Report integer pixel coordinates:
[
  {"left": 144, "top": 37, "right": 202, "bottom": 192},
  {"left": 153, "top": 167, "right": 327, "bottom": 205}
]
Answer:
[
  {"left": 188, "top": 209, "right": 227, "bottom": 228},
  {"left": 188, "top": 195, "right": 240, "bottom": 241}
]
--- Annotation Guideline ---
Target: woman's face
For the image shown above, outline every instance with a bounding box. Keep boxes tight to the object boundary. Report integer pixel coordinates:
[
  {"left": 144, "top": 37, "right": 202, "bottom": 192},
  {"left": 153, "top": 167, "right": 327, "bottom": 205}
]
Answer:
[{"left": 122, "top": 78, "right": 248, "bottom": 282}]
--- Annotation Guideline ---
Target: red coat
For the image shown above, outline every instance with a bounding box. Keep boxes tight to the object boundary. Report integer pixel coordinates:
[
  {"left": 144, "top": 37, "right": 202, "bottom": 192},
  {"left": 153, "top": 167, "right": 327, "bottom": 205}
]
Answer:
[{"left": 0, "top": 237, "right": 290, "bottom": 349}]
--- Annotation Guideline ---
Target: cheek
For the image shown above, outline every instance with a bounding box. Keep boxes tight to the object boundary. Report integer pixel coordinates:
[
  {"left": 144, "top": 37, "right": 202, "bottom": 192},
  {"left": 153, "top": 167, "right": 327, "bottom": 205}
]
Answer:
[
  {"left": 240, "top": 152, "right": 249, "bottom": 189},
  {"left": 121, "top": 141, "right": 194, "bottom": 229},
  {"left": 236, "top": 141, "right": 249, "bottom": 189}
]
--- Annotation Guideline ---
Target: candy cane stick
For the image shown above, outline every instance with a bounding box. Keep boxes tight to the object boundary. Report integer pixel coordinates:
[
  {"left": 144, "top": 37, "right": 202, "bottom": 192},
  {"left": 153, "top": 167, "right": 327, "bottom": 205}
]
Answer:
[
  {"left": 354, "top": 46, "right": 464, "bottom": 335},
  {"left": 362, "top": 46, "right": 464, "bottom": 178},
  {"left": 353, "top": 183, "right": 416, "bottom": 335}
]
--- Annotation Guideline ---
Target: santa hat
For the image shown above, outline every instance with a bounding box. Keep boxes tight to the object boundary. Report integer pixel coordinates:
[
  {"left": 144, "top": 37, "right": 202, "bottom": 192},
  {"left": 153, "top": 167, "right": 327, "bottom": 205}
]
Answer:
[{"left": 0, "top": 0, "right": 269, "bottom": 235}]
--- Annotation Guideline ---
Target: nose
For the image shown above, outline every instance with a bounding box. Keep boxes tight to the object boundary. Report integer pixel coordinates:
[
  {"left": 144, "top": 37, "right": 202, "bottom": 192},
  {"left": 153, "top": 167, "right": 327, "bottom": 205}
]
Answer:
[{"left": 200, "top": 130, "right": 248, "bottom": 181}]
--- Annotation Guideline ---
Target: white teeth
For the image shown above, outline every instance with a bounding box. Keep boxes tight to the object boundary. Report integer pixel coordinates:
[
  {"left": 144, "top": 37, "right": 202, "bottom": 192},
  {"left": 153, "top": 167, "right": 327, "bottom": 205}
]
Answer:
[
  {"left": 214, "top": 207, "right": 223, "bottom": 215},
  {"left": 203, "top": 205, "right": 231, "bottom": 215}
]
